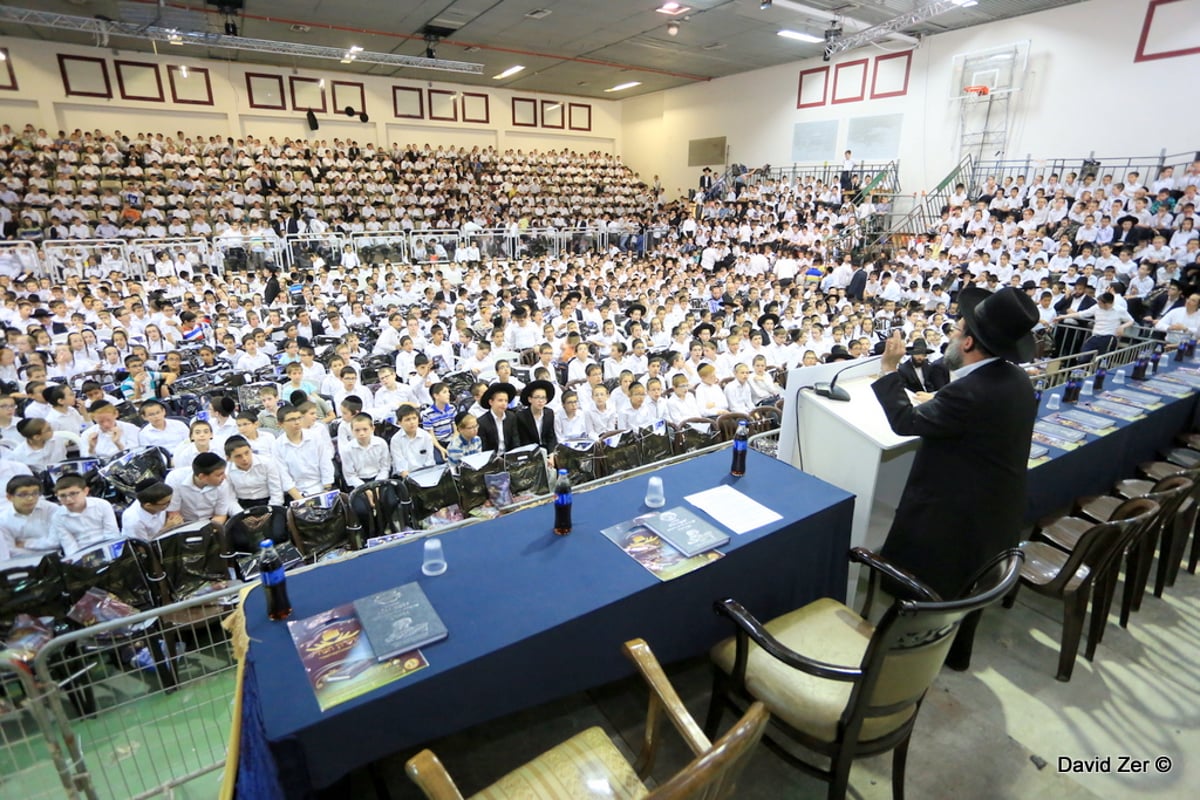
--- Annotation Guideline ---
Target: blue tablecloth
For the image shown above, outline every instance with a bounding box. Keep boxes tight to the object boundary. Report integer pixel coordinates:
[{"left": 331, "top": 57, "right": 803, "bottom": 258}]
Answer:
[
  {"left": 1026, "top": 358, "right": 1200, "bottom": 521},
  {"left": 238, "top": 449, "right": 853, "bottom": 797}
]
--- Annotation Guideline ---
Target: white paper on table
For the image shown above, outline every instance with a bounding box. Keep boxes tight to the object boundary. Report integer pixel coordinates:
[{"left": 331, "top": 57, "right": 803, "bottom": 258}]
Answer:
[{"left": 683, "top": 485, "right": 783, "bottom": 535}]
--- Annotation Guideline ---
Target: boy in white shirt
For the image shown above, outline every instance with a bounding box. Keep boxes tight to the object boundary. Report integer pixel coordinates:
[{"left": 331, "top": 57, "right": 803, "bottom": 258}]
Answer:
[
  {"left": 50, "top": 474, "right": 121, "bottom": 558},
  {"left": 121, "top": 481, "right": 180, "bottom": 542},
  {"left": 0, "top": 475, "right": 60, "bottom": 555},
  {"left": 342, "top": 413, "right": 391, "bottom": 487},
  {"left": 390, "top": 404, "right": 436, "bottom": 478}
]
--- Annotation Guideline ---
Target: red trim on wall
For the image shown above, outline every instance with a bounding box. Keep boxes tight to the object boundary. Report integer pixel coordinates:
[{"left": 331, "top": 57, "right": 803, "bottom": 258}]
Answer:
[
  {"left": 1135, "top": 0, "right": 1200, "bottom": 62},
  {"left": 58, "top": 54, "right": 112, "bottom": 99},
  {"left": 166, "top": 65, "right": 214, "bottom": 105},
  {"left": 427, "top": 89, "right": 459, "bottom": 121},
  {"left": 568, "top": 102, "right": 591, "bottom": 132},
  {"left": 511, "top": 97, "right": 537, "bottom": 127},
  {"left": 114, "top": 60, "right": 165, "bottom": 102},
  {"left": 288, "top": 76, "right": 327, "bottom": 113},
  {"left": 831, "top": 58, "right": 869, "bottom": 105},
  {"left": 461, "top": 92, "right": 490, "bottom": 124},
  {"left": 0, "top": 48, "right": 17, "bottom": 92},
  {"left": 392, "top": 86, "right": 424, "bottom": 118},
  {"left": 331, "top": 81, "right": 366, "bottom": 115},
  {"left": 244, "top": 72, "right": 286, "bottom": 110},
  {"left": 540, "top": 99, "right": 564, "bottom": 129},
  {"left": 796, "top": 66, "right": 829, "bottom": 109},
  {"left": 869, "top": 50, "right": 912, "bottom": 100}
]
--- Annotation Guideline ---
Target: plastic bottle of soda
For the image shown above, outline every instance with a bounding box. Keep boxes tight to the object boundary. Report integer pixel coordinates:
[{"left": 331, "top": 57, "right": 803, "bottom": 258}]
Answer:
[
  {"left": 259, "top": 540, "right": 292, "bottom": 621},
  {"left": 553, "top": 469, "right": 573, "bottom": 535},
  {"left": 730, "top": 420, "right": 749, "bottom": 476}
]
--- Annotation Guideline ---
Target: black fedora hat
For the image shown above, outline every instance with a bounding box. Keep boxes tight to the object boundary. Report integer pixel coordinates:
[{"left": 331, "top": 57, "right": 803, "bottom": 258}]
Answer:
[
  {"left": 958, "top": 287, "right": 1038, "bottom": 363},
  {"left": 520, "top": 379, "right": 557, "bottom": 405},
  {"left": 692, "top": 322, "right": 716, "bottom": 338},
  {"left": 825, "top": 345, "right": 854, "bottom": 363},
  {"left": 624, "top": 302, "right": 647, "bottom": 318},
  {"left": 481, "top": 382, "right": 517, "bottom": 407},
  {"left": 757, "top": 312, "right": 780, "bottom": 329},
  {"left": 910, "top": 338, "right": 930, "bottom": 355}
]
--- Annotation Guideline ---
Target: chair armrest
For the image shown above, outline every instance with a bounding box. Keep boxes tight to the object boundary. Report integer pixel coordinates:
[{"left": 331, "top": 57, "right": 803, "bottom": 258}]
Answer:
[
  {"left": 405, "top": 749, "right": 466, "bottom": 800},
  {"left": 713, "top": 598, "right": 863, "bottom": 682},
  {"left": 850, "top": 546, "right": 941, "bottom": 618},
  {"left": 623, "top": 638, "right": 710, "bottom": 777}
]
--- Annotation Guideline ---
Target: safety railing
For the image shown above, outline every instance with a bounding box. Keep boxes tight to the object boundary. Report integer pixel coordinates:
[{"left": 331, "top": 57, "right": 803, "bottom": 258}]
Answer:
[
  {"left": 41, "top": 239, "right": 126, "bottom": 283},
  {"left": 278, "top": 232, "right": 344, "bottom": 270},
  {"left": 30, "top": 583, "right": 245, "bottom": 800},
  {"left": 1031, "top": 323, "right": 1160, "bottom": 388},
  {"left": 0, "top": 655, "right": 82, "bottom": 799},
  {"left": 0, "top": 240, "right": 45, "bottom": 278},
  {"left": 861, "top": 154, "right": 976, "bottom": 252},
  {"left": 969, "top": 150, "right": 1197, "bottom": 199},
  {"left": 753, "top": 160, "right": 901, "bottom": 196},
  {"left": 122, "top": 237, "right": 215, "bottom": 281},
  {"left": 349, "top": 231, "right": 411, "bottom": 266}
]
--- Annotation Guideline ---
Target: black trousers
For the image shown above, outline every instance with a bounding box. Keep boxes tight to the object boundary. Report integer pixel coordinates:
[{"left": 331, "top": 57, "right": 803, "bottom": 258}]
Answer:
[{"left": 238, "top": 497, "right": 270, "bottom": 510}]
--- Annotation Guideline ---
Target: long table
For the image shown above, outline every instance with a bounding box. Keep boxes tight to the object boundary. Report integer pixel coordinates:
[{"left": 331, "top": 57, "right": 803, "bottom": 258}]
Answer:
[
  {"left": 1026, "top": 359, "right": 1200, "bottom": 520},
  {"left": 238, "top": 449, "right": 854, "bottom": 798}
]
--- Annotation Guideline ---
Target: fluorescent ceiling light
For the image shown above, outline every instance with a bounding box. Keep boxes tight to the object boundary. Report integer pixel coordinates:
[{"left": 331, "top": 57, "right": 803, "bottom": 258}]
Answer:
[
  {"left": 777, "top": 29, "right": 823, "bottom": 43},
  {"left": 605, "top": 81, "right": 642, "bottom": 92},
  {"left": 656, "top": 3, "right": 692, "bottom": 16},
  {"left": 493, "top": 65, "right": 525, "bottom": 79}
]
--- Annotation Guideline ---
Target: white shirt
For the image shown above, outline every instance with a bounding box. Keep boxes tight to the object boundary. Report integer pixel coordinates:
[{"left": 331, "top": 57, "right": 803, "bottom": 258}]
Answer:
[
  {"left": 82, "top": 421, "right": 142, "bottom": 457},
  {"left": 0, "top": 501, "right": 60, "bottom": 554},
  {"left": 273, "top": 431, "right": 334, "bottom": 496},
  {"left": 51, "top": 498, "right": 121, "bottom": 558},
  {"left": 139, "top": 419, "right": 190, "bottom": 450},
  {"left": 166, "top": 467, "right": 240, "bottom": 522},
  {"left": 342, "top": 436, "right": 392, "bottom": 487},
  {"left": 121, "top": 502, "right": 166, "bottom": 542},
  {"left": 724, "top": 380, "right": 755, "bottom": 414},
  {"left": 390, "top": 429, "right": 436, "bottom": 474},
  {"left": 226, "top": 454, "right": 286, "bottom": 505}
]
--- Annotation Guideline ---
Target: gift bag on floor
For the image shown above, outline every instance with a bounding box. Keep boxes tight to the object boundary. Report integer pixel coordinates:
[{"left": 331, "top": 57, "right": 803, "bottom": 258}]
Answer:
[
  {"left": 555, "top": 439, "right": 602, "bottom": 485},
  {"left": 504, "top": 444, "right": 549, "bottom": 498},
  {"left": 455, "top": 451, "right": 502, "bottom": 512}
]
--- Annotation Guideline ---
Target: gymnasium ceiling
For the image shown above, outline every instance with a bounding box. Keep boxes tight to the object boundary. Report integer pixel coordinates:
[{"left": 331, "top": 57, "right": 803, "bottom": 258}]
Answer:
[{"left": 0, "top": 0, "right": 1088, "bottom": 99}]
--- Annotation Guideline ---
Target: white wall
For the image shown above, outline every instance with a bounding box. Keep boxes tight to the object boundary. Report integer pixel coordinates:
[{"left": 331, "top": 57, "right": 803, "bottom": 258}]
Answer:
[
  {"left": 0, "top": 36, "right": 621, "bottom": 155},
  {"left": 620, "top": 0, "right": 1199, "bottom": 195}
]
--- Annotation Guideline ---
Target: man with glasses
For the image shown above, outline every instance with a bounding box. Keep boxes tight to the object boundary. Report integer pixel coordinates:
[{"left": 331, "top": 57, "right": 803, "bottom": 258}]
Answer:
[{"left": 516, "top": 380, "right": 557, "bottom": 452}]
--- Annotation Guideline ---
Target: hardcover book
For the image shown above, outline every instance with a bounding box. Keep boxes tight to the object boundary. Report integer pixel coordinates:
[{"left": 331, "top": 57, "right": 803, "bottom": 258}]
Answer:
[
  {"left": 637, "top": 506, "right": 729, "bottom": 557},
  {"left": 354, "top": 582, "right": 448, "bottom": 663}
]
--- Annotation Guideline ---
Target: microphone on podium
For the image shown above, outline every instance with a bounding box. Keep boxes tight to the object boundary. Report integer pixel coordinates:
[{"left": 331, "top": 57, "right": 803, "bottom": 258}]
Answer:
[{"left": 813, "top": 354, "right": 883, "bottom": 402}]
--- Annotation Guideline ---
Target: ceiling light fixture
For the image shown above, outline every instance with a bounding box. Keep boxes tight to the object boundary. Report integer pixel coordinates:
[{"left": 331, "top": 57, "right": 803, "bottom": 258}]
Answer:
[
  {"left": 760, "top": 0, "right": 773, "bottom": 9},
  {"left": 180, "top": 64, "right": 188, "bottom": 77},
  {"left": 667, "top": 21, "right": 679, "bottom": 36},
  {"left": 776, "top": 29, "right": 823, "bottom": 43},
  {"left": 493, "top": 65, "right": 525, "bottom": 79},
  {"left": 605, "top": 81, "right": 642, "bottom": 92},
  {"left": 656, "top": 3, "right": 692, "bottom": 16}
]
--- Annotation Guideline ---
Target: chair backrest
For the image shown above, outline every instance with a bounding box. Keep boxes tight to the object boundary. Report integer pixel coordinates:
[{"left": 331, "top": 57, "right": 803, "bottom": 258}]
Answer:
[
  {"left": 647, "top": 702, "right": 770, "bottom": 800},
  {"left": 224, "top": 504, "right": 291, "bottom": 554},
  {"left": 1040, "top": 502, "right": 1159, "bottom": 593},
  {"left": 848, "top": 549, "right": 1023, "bottom": 743},
  {"left": 748, "top": 406, "right": 781, "bottom": 434},
  {"left": 349, "top": 479, "right": 414, "bottom": 543},
  {"left": 715, "top": 413, "right": 751, "bottom": 442},
  {"left": 153, "top": 521, "right": 229, "bottom": 602}
]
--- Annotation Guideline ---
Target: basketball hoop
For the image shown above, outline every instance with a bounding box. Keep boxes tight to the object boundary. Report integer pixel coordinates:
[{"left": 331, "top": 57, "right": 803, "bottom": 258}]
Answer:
[{"left": 963, "top": 85, "right": 991, "bottom": 96}]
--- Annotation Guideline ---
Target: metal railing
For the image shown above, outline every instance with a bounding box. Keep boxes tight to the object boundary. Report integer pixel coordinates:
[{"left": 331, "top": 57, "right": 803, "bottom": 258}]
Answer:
[
  {"left": 41, "top": 239, "right": 126, "bottom": 283},
  {"left": 0, "top": 240, "right": 43, "bottom": 278},
  {"left": 1030, "top": 323, "right": 1160, "bottom": 388},
  {"left": 968, "top": 150, "right": 1197, "bottom": 199},
  {"left": 859, "top": 154, "right": 976, "bottom": 252},
  {"left": 0, "top": 655, "right": 82, "bottom": 799},
  {"left": 26, "top": 584, "right": 245, "bottom": 799},
  {"left": 753, "top": 160, "right": 902, "bottom": 198},
  {"left": 122, "top": 237, "right": 215, "bottom": 281}
]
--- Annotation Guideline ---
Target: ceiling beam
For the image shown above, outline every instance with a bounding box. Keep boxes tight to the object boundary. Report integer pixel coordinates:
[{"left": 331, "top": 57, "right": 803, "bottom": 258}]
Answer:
[
  {"left": 0, "top": 4, "right": 485, "bottom": 74},
  {"left": 824, "top": 1, "right": 975, "bottom": 58}
]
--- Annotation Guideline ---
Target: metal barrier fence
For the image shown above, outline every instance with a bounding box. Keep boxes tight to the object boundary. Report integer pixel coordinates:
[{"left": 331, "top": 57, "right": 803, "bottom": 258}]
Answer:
[
  {"left": 0, "top": 240, "right": 43, "bottom": 279},
  {"left": 123, "top": 237, "right": 215, "bottom": 281},
  {"left": 0, "top": 656, "right": 81, "bottom": 799},
  {"left": 968, "top": 150, "right": 1197, "bottom": 198},
  {"left": 41, "top": 239, "right": 126, "bottom": 283},
  {"left": 1, "top": 584, "right": 248, "bottom": 800},
  {"left": 1032, "top": 323, "right": 1160, "bottom": 388}
]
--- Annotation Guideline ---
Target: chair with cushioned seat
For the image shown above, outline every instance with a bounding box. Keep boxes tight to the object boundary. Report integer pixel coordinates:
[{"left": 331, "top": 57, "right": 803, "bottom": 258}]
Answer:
[
  {"left": 704, "top": 546, "right": 1021, "bottom": 800},
  {"left": 1011, "top": 501, "right": 1157, "bottom": 681},
  {"left": 406, "top": 638, "right": 768, "bottom": 800}
]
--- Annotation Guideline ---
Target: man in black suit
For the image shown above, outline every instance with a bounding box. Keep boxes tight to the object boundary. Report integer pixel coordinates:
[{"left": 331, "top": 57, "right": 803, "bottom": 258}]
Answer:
[
  {"left": 476, "top": 382, "right": 520, "bottom": 454},
  {"left": 698, "top": 168, "right": 714, "bottom": 193},
  {"left": 872, "top": 287, "right": 1038, "bottom": 609},
  {"left": 895, "top": 339, "right": 949, "bottom": 393},
  {"left": 515, "top": 380, "right": 557, "bottom": 452},
  {"left": 845, "top": 263, "right": 868, "bottom": 302}
]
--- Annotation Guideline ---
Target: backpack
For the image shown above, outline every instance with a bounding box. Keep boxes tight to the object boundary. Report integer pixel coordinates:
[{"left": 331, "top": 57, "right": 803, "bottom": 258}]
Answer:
[{"left": 287, "top": 491, "right": 360, "bottom": 561}]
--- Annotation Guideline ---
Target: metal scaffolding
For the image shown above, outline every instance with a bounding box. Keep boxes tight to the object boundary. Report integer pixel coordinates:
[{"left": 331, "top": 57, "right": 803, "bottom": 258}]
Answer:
[{"left": 824, "top": 0, "right": 974, "bottom": 58}]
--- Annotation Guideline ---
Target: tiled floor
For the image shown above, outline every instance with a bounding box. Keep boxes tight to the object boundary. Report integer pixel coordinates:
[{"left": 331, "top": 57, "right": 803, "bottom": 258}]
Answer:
[{"left": 330, "top": 562, "right": 1200, "bottom": 800}]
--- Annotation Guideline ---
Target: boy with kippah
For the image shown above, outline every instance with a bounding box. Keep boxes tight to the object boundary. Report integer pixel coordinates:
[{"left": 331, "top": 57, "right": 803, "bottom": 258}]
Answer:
[
  {"left": 50, "top": 474, "right": 121, "bottom": 558},
  {"left": 121, "top": 480, "right": 181, "bottom": 541}
]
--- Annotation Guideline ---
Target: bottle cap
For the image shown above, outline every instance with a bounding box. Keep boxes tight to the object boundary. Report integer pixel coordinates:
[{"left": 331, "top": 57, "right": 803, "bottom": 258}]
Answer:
[
  {"left": 259, "top": 539, "right": 272, "bottom": 549},
  {"left": 558, "top": 468, "right": 567, "bottom": 475}
]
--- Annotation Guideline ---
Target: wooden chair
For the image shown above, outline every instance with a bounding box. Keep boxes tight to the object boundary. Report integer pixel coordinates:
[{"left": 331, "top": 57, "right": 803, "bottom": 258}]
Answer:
[
  {"left": 1009, "top": 500, "right": 1157, "bottom": 681},
  {"left": 705, "top": 547, "right": 1021, "bottom": 800},
  {"left": 406, "top": 638, "right": 768, "bottom": 800},
  {"left": 714, "top": 412, "right": 751, "bottom": 442}
]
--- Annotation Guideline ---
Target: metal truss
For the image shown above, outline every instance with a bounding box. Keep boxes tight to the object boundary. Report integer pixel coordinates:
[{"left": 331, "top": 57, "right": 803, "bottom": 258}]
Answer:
[
  {"left": 0, "top": 5, "right": 484, "bottom": 75},
  {"left": 825, "top": 0, "right": 972, "bottom": 58}
]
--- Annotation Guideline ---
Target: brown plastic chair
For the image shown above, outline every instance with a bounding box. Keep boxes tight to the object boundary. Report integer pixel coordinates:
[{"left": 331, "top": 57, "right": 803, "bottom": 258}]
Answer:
[
  {"left": 1010, "top": 500, "right": 1157, "bottom": 681},
  {"left": 714, "top": 412, "right": 752, "bottom": 442},
  {"left": 706, "top": 547, "right": 1021, "bottom": 800},
  {"left": 749, "top": 405, "right": 781, "bottom": 434},
  {"left": 1075, "top": 478, "right": 1192, "bottom": 616},
  {"left": 1118, "top": 465, "right": 1200, "bottom": 588},
  {"left": 406, "top": 638, "right": 769, "bottom": 800},
  {"left": 518, "top": 348, "right": 538, "bottom": 366}
]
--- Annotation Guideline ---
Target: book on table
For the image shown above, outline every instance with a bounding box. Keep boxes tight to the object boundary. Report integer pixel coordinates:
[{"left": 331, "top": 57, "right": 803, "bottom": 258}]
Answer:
[
  {"left": 636, "top": 505, "right": 730, "bottom": 557},
  {"left": 353, "top": 582, "right": 448, "bottom": 663}
]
